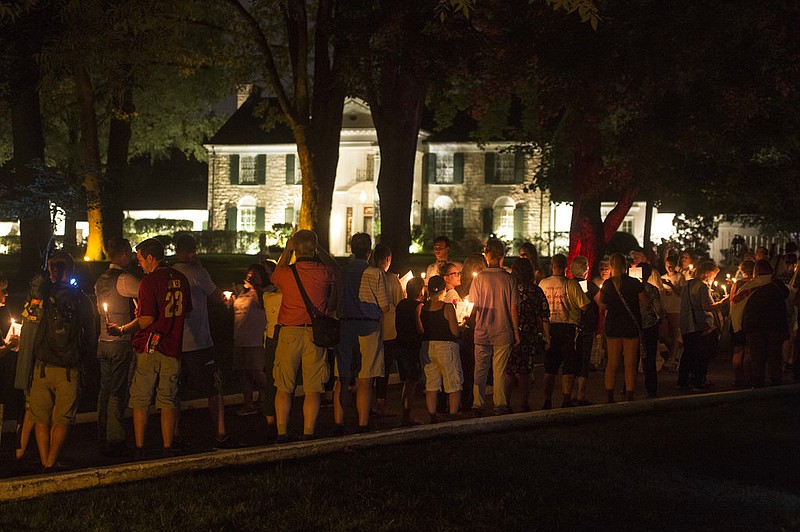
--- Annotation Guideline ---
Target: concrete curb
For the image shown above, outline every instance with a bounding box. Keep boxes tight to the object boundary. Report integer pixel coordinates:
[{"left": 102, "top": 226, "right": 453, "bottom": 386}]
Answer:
[{"left": 2, "top": 383, "right": 798, "bottom": 501}]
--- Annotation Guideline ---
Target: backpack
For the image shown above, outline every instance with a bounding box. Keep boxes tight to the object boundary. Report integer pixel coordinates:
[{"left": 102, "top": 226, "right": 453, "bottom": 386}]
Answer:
[{"left": 37, "top": 282, "right": 88, "bottom": 369}]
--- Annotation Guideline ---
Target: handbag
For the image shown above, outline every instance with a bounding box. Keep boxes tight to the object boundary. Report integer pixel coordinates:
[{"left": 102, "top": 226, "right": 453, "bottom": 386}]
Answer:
[
  {"left": 290, "top": 265, "right": 340, "bottom": 348},
  {"left": 613, "top": 279, "right": 647, "bottom": 359}
]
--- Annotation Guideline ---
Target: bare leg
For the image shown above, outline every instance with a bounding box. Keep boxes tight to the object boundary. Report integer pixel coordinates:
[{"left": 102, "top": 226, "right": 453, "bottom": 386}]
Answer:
[
  {"left": 15, "top": 411, "right": 35, "bottom": 460},
  {"left": 448, "top": 391, "right": 461, "bottom": 414},
  {"left": 504, "top": 373, "right": 517, "bottom": 409},
  {"left": 302, "top": 391, "right": 321, "bottom": 436},
  {"left": 275, "top": 389, "right": 293, "bottom": 436},
  {"left": 333, "top": 379, "right": 348, "bottom": 425},
  {"left": 133, "top": 408, "right": 148, "bottom": 448},
  {"left": 356, "top": 377, "right": 373, "bottom": 427},
  {"left": 210, "top": 394, "right": 226, "bottom": 438},
  {"left": 561, "top": 374, "right": 575, "bottom": 403},
  {"left": 45, "top": 424, "right": 70, "bottom": 468},
  {"left": 605, "top": 338, "right": 623, "bottom": 402},
  {"left": 575, "top": 376, "right": 588, "bottom": 402},
  {"left": 426, "top": 391, "right": 438, "bottom": 416},
  {"left": 34, "top": 423, "right": 50, "bottom": 466},
  {"left": 623, "top": 338, "right": 639, "bottom": 400},
  {"left": 160, "top": 407, "right": 176, "bottom": 448}
]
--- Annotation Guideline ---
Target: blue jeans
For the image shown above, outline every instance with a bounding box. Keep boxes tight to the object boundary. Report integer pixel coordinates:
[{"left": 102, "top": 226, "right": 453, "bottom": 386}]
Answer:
[{"left": 97, "top": 341, "right": 134, "bottom": 444}]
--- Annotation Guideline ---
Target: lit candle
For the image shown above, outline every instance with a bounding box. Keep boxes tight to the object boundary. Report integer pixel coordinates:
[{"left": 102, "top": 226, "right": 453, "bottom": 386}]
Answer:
[
  {"left": 223, "top": 290, "right": 233, "bottom": 301},
  {"left": 689, "top": 264, "right": 694, "bottom": 270},
  {"left": 420, "top": 272, "right": 426, "bottom": 279},
  {"left": 102, "top": 302, "right": 109, "bottom": 324},
  {"left": 722, "top": 284, "right": 728, "bottom": 296},
  {"left": 472, "top": 271, "right": 477, "bottom": 278}
]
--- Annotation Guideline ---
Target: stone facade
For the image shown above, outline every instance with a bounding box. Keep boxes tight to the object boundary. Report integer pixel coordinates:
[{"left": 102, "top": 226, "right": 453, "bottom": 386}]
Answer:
[{"left": 207, "top": 152, "right": 300, "bottom": 231}]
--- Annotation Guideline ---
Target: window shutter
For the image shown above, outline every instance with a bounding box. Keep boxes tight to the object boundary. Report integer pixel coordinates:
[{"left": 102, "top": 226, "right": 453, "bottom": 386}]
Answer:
[
  {"left": 229, "top": 155, "right": 239, "bottom": 185},
  {"left": 226, "top": 207, "right": 237, "bottom": 231},
  {"left": 484, "top": 153, "right": 496, "bottom": 184},
  {"left": 453, "top": 153, "right": 464, "bottom": 184},
  {"left": 514, "top": 152, "right": 525, "bottom": 183},
  {"left": 285, "top": 154, "right": 296, "bottom": 184},
  {"left": 423, "top": 208, "right": 435, "bottom": 225},
  {"left": 453, "top": 208, "right": 464, "bottom": 240},
  {"left": 423, "top": 153, "right": 437, "bottom": 184},
  {"left": 482, "top": 208, "right": 494, "bottom": 235},
  {"left": 256, "top": 154, "right": 266, "bottom": 185},
  {"left": 284, "top": 206, "right": 295, "bottom": 225},
  {"left": 514, "top": 204, "right": 524, "bottom": 238},
  {"left": 256, "top": 206, "right": 266, "bottom": 231}
]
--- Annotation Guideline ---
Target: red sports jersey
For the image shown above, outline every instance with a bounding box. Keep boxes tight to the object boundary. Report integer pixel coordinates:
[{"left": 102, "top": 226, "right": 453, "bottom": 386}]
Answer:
[{"left": 132, "top": 266, "right": 192, "bottom": 358}]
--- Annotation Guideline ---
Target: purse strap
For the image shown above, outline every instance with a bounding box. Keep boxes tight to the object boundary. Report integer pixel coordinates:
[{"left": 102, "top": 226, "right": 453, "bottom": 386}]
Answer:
[
  {"left": 612, "top": 278, "right": 644, "bottom": 338},
  {"left": 290, "top": 264, "right": 321, "bottom": 320}
]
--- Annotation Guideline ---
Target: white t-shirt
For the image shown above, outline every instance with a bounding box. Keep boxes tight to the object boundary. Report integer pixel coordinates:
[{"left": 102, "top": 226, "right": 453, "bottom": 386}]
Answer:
[{"left": 172, "top": 261, "right": 217, "bottom": 351}]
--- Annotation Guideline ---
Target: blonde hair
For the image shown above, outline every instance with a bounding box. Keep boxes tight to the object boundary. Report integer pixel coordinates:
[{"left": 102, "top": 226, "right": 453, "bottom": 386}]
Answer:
[{"left": 609, "top": 252, "right": 628, "bottom": 280}]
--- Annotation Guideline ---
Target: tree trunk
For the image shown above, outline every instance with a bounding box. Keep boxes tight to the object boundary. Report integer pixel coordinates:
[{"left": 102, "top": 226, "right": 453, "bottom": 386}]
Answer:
[
  {"left": 7, "top": 9, "right": 52, "bottom": 288},
  {"left": 294, "top": 126, "right": 320, "bottom": 234},
  {"left": 105, "top": 83, "right": 135, "bottom": 243},
  {"left": 74, "top": 63, "right": 106, "bottom": 261},
  {"left": 568, "top": 121, "right": 605, "bottom": 276},
  {"left": 372, "top": 84, "right": 426, "bottom": 273}
]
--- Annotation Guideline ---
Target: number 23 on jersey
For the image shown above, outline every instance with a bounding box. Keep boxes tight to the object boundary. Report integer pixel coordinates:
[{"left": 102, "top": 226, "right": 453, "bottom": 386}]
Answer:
[{"left": 164, "top": 290, "right": 184, "bottom": 317}]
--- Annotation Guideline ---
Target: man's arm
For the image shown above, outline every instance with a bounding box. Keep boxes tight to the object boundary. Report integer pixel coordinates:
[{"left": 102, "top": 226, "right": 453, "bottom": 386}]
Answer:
[{"left": 276, "top": 237, "right": 294, "bottom": 267}]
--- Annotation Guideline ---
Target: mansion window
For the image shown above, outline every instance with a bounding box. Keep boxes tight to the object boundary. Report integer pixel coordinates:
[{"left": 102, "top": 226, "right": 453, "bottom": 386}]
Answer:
[
  {"left": 621, "top": 219, "right": 634, "bottom": 234},
  {"left": 239, "top": 205, "right": 257, "bottom": 232},
  {"left": 239, "top": 156, "right": 258, "bottom": 184},
  {"left": 495, "top": 153, "right": 517, "bottom": 184},
  {"left": 436, "top": 154, "right": 455, "bottom": 184}
]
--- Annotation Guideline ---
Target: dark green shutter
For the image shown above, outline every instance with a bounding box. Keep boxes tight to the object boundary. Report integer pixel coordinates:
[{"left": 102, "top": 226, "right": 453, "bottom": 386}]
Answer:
[
  {"left": 256, "top": 206, "right": 266, "bottom": 231},
  {"left": 514, "top": 204, "right": 524, "bottom": 238},
  {"left": 514, "top": 152, "right": 525, "bottom": 183},
  {"left": 484, "top": 153, "right": 496, "bottom": 184},
  {"left": 453, "top": 208, "right": 464, "bottom": 239},
  {"left": 226, "top": 207, "right": 237, "bottom": 231},
  {"left": 482, "top": 207, "right": 494, "bottom": 235},
  {"left": 285, "top": 154, "right": 296, "bottom": 184},
  {"left": 256, "top": 154, "right": 266, "bottom": 184},
  {"left": 453, "top": 153, "right": 464, "bottom": 184},
  {"left": 229, "top": 155, "right": 239, "bottom": 184},
  {"left": 424, "top": 153, "right": 437, "bottom": 184},
  {"left": 284, "top": 206, "right": 295, "bottom": 224}
]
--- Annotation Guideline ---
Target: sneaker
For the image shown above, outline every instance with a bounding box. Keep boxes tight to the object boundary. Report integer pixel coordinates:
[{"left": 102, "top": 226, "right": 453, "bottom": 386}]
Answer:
[
  {"left": 301, "top": 434, "right": 316, "bottom": 442},
  {"left": 429, "top": 413, "right": 440, "bottom": 424},
  {"left": 171, "top": 437, "right": 193, "bottom": 453},
  {"left": 275, "top": 434, "right": 290, "bottom": 445},
  {"left": 494, "top": 406, "right": 513, "bottom": 416},
  {"left": 213, "top": 435, "right": 241, "bottom": 450},
  {"left": 542, "top": 399, "right": 553, "bottom": 410},
  {"left": 470, "top": 407, "right": 485, "bottom": 418},
  {"left": 332, "top": 424, "right": 346, "bottom": 437},
  {"left": 236, "top": 404, "right": 259, "bottom": 416},
  {"left": 356, "top": 425, "right": 370, "bottom": 434},
  {"left": 561, "top": 400, "right": 576, "bottom": 408}
]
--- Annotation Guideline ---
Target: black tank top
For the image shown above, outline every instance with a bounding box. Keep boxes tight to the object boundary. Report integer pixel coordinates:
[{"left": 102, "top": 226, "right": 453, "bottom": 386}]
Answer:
[{"left": 421, "top": 304, "right": 456, "bottom": 341}]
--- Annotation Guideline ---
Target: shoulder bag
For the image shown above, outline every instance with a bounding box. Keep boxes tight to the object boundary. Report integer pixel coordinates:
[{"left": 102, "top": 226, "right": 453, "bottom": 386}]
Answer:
[{"left": 290, "top": 264, "right": 340, "bottom": 348}]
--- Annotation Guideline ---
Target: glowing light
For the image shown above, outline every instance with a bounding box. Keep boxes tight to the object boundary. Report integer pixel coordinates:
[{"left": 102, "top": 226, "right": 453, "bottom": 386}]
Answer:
[
  {"left": 84, "top": 256, "right": 91, "bottom": 261},
  {"left": 223, "top": 291, "right": 233, "bottom": 300},
  {"left": 472, "top": 271, "right": 478, "bottom": 278},
  {"left": 102, "top": 302, "right": 109, "bottom": 324},
  {"left": 420, "top": 272, "right": 426, "bottom": 279}
]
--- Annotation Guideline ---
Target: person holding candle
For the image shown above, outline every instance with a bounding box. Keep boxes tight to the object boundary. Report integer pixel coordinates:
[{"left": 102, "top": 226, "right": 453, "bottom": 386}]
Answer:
[
  {"left": 456, "top": 253, "right": 487, "bottom": 409},
  {"left": 93, "top": 237, "right": 141, "bottom": 457}
]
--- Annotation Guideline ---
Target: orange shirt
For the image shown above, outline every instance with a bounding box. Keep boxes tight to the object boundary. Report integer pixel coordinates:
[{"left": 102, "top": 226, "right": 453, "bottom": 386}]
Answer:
[{"left": 272, "top": 261, "right": 336, "bottom": 326}]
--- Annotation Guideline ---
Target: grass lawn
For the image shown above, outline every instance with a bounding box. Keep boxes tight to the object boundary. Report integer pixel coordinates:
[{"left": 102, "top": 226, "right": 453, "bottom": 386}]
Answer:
[{"left": 2, "top": 396, "right": 799, "bottom": 531}]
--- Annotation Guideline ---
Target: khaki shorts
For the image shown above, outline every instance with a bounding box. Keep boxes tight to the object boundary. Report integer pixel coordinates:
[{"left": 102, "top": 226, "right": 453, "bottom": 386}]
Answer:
[
  {"left": 335, "top": 321, "right": 385, "bottom": 380},
  {"left": 273, "top": 326, "right": 329, "bottom": 394},
  {"left": 29, "top": 362, "right": 80, "bottom": 426},
  {"left": 422, "top": 341, "right": 463, "bottom": 393},
  {"left": 129, "top": 350, "right": 181, "bottom": 410}
]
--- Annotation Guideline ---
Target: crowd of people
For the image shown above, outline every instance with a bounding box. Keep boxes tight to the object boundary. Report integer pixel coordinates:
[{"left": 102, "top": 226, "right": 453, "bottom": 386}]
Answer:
[{"left": 0, "top": 231, "right": 798, "bottom": 470}]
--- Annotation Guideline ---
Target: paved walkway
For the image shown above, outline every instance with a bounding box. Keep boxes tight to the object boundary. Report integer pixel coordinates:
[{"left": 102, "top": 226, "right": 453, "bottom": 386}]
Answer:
[{"left": 1, "top": 357, "right": 797, "bottom": 500}]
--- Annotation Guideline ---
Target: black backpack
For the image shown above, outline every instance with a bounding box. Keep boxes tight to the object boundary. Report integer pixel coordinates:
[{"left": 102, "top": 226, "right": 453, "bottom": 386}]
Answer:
[{"left": 38, "top": 283, "right": 87, "bottom": 369}]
